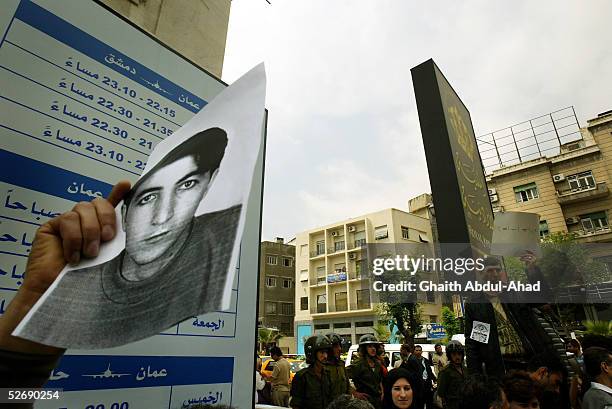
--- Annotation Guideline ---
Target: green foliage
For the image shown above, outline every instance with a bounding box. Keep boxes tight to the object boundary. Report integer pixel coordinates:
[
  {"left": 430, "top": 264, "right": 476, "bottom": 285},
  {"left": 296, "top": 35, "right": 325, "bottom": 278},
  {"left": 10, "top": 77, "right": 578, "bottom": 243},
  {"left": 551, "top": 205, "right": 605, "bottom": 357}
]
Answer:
[
  {"left": 258, "top": 327, "right": 282, "bottom": 344},
  {"left": 506, "top": 231, "right": 608, "bottom": 291},
  {"left": 373, "top": 321, "right": 391, "bottom": 342},
  {"left": 440, "top": 306, "right": 461, "bottom": 340},
  {"left": 378, "top": 302, "right": 423, "bottom": 342},
  {"left": 583, "top": 320, "right": 612, "bottom": 336}
]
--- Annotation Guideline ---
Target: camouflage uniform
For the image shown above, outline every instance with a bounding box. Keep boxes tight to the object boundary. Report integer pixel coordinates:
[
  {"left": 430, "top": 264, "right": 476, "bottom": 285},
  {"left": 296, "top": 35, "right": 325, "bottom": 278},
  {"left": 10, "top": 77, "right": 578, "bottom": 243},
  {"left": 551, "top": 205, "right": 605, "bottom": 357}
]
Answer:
[
  {"left": 326, "top": 359, "right": 350, "bottom": 400},
  {"left": 290, "top": 365, "right": 332, "bottom": 409}
]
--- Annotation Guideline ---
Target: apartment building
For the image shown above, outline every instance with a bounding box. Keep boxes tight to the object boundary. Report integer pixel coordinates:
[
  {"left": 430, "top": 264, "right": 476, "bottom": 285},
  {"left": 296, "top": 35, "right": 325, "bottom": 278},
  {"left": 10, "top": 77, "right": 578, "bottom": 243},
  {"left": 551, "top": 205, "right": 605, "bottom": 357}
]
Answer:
[
  {"left": 485, "top": 110, "right": 612, "bottom": 242},
  {"left": 294, "top": 207, "right": 442, "bottom": 352},
  {"left": 259, "top": 238, "right": 296, "bottom": 352},
  {"left": 483, "top": 109, "right": 612, "bottom": 321}
]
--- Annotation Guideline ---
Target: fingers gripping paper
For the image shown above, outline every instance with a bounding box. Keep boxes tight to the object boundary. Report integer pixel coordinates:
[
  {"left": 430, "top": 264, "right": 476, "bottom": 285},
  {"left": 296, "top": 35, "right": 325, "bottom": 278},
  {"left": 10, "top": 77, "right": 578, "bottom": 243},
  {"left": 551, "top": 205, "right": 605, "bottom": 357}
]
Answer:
[{"left": 14, "top": 64, "right": 266, "bottom": 349}]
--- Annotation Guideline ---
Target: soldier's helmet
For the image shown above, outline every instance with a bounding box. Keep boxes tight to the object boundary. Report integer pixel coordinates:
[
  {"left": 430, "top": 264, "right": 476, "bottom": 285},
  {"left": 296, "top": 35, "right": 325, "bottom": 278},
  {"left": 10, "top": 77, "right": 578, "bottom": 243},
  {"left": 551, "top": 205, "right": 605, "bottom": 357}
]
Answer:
[
  {"left": 359, "top": 334, "right": 380, "bottom": 346},
  {"left": 445, "top": 340, "right": 465, "bottom": 360},
  {"left": 304, "top": 335, "right": 332, "bottom": 364},
  {"left": 327, "top": 332, "right": 345, "bottom": 346}
]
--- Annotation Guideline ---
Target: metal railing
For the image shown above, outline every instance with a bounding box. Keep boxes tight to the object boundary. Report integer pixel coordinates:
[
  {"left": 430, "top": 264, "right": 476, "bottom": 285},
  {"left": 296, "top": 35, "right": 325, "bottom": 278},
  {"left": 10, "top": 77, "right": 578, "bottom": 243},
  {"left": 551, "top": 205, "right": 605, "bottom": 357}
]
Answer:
[{"left": 477, "top": 106, "right": 582, "bottom": 175}]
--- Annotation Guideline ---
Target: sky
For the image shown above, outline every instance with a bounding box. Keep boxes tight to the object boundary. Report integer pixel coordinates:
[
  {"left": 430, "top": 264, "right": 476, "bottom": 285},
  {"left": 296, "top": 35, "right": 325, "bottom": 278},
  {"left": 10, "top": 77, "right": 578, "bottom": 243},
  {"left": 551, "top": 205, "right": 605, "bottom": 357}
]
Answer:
[{"left": 221, "top": 0, "right": 612, "bottom": 242}]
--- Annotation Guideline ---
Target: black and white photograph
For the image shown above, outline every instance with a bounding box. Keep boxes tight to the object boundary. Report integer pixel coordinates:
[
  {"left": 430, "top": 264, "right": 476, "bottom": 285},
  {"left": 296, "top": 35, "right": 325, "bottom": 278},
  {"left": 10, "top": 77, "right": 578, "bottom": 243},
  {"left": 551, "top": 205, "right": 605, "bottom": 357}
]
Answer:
[{"left": 13, "top": 64, "right": 266, "bottom": 349}]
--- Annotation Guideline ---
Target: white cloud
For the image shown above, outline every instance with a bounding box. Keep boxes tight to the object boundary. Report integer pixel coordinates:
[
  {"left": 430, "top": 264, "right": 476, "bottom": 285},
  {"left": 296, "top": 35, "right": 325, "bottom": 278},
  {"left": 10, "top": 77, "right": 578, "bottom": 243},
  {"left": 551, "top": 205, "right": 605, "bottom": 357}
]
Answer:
[{"left": 223, "top": 0, "right": 612, "bottom": 240}]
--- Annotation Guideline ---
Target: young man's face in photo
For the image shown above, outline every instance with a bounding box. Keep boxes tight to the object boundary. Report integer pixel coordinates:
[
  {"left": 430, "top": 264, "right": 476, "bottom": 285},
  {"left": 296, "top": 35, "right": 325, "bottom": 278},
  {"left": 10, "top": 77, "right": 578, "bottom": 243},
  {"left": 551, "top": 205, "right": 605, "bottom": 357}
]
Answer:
[{"left": 123, "top": 155, "right": 211, "bottom": 265}]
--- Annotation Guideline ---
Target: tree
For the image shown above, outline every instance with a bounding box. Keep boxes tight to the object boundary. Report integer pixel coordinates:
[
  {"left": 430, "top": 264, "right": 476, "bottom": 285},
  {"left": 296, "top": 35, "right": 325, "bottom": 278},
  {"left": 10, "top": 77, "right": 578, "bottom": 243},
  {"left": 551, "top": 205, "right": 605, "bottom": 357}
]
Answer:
[
  {"left": 258, "top": 327, "right": 282, "bottom": 353},
  {"left": 504, "top": 231, "right": 608, "bottom": 335},
  {"left": 377, "top": 302, "right": 423, "bottom": 343},
  {"left": 373, "top": 321, "right": 391, "bottom": 343},
  {"left": 440, "top": 306, "right": 461, "bottom": 340}
]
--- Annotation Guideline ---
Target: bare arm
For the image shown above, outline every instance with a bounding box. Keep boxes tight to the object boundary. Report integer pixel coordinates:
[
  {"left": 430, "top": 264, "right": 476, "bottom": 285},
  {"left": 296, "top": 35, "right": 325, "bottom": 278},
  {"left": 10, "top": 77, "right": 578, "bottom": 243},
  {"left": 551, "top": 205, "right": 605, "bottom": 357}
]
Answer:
[{"left": 0, "top": 182, "right": 130, "bottom": 368}]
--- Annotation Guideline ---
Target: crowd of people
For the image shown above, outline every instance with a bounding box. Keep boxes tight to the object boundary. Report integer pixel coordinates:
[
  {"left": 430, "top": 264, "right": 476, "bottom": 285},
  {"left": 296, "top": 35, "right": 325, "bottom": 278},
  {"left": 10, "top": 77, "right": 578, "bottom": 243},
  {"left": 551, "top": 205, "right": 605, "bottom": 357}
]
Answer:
[{"left": 255, "top": 333, "right": 612, "bottom": 409}]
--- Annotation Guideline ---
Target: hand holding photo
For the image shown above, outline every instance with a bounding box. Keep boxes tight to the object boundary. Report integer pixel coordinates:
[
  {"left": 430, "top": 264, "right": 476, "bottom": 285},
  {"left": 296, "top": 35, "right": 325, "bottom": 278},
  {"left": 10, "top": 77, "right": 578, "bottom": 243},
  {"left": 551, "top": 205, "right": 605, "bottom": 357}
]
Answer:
[{"left": 13, "top": 64, "right": 266, "bottom": 349}]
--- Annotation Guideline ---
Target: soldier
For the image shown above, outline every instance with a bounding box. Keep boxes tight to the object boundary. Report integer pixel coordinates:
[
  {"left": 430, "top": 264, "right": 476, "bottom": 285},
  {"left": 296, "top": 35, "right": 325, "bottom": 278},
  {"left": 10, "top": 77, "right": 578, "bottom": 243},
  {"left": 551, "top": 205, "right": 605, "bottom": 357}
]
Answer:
[
  {"left": 326, "top": 333, "right": 351, "bottom": 400},
  {"left": 436, "top": 340, "right": 466, "bottom": 409},
  {"left": 350, "top": 334, "right": 386, "bottom": 409},
  {"left": 432, "top": 343, "right": 449, "bottom": 377},
  {"left": 291, "top": 335, "right": 333, "bottom": 409}
]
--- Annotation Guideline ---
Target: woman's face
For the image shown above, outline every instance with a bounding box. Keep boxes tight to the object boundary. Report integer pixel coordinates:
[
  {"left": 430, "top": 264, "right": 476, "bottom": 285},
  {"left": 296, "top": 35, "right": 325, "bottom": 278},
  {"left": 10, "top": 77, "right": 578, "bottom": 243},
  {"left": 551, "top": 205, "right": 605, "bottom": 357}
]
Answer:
[{"left": 391, "top": 378, "right": 413, "bottom": 409}]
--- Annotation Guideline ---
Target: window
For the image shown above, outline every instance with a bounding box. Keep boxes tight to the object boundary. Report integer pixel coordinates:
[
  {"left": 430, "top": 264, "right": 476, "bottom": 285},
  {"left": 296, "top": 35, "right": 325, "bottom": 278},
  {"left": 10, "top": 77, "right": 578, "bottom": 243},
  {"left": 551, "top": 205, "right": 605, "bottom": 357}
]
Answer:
[
  {"left": 539, "top": 220, "right": 550, "bottom": 238},
  {"left": 280, "top": 322, "right": 293, "bottom": 336},
  {"left": 355, "top": 320, "right": 374, "bottom": 327},
  {"left": 429, "top": 315, "right": 438, "bottom": 323},
  {"left": 266, "top": 277, "right": 277, "bottom": 287},
  {"left": 314, "top": 324, "right": 330, "bottom": 330},
  {"left": 300, "top": 244, "right": 308, "bottom": 256},
  {"left": 315, "top": 240, "right": 325, "bottom": 255},
  {"left": 334, "top": 263, "right": 346, "bottom": 273},
  {"left": 282, "top": 279, "right": 293, "bottom": 289},
  {"left": 317, "top": 294, "right": 327, "bottom": 313},
  {"left": 514, "top": 183, "right": 539, "bottom": 202},
  {"left": 300, "top": 297, "right": 308, "bottom": 310},
  {"left": 334, "top": 240, "right": 345, "bottom": 252},
  {"left": 299, "top": 270, "right": 308, "bottom": 282},
  {"left": 316, "top": 266, "right": 326, "bottom": 284},
  {"left": 401, "top": 226, "right": 410, "bottom": 240},
  {"left": 356, "top": 289, "right": 370, "bottom": 309},
  {"left": 280, "top": 303, "right": 294, "bottom": 315},
  {"left": 354, "top": 231, "right": 366, "bottom": 247},
  {"left": 426, "top": 291, "right": 435, "bottom": 303},
  {"left": 265, "top": 301, "right": 277, "bottom": 314},
  {"left": 282, "top": 257, "right": 293, "bottom": 267},
  {"left": 335, "top": 292, "right": 348, "bottom": 311},
  {"left": 333, "top": 322, "right": 351, "bottom": 329},
  {"left": 567, "top": 171, "right": 595, "bottom": 191},
  {"left": 374, "top": 225, "right": 389, "bottom": 240},
  {"left": 580, "top": 211, "right": 609, "bottom": 232},
  {"left": 266, "top": 255, "right": 278, "bottom": 265},
  {"left": 355, "top": 259, "right": 367, "bottom": 275}
]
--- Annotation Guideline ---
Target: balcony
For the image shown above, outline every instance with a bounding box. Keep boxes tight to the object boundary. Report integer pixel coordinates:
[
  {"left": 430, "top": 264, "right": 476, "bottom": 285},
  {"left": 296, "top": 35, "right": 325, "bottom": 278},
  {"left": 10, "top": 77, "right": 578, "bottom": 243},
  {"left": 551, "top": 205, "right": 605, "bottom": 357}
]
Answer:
[
  {"left": 327, "top": 271, "right": 347, "bottom": 284},
  {"left": 328, "top": 241, "right": 345, "bottom": 254},
  {"left": 328, "top": 304, "right": 349, "bottom": 312},
  {"left": 557, "top": 182, "right": 609, "bottom": 205},
  {"left": 577, "top": 226, "right": 612, "bottom": 238},
  {"left": 311, "top": 304, "right": 327, "bottom": 314},
  {"left": 310, "top": 249, "right": 325, "bottom": 258},
  {"left": 350, "top": 302, "right": 372, "bottom": 311}
]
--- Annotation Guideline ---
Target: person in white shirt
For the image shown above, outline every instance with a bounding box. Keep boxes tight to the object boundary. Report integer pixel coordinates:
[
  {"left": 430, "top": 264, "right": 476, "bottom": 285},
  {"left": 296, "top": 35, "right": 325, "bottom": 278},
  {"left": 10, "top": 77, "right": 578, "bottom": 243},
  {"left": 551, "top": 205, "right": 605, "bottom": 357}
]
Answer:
[{"left": 582, "top": 347, "right": 612, "bottom": 409}]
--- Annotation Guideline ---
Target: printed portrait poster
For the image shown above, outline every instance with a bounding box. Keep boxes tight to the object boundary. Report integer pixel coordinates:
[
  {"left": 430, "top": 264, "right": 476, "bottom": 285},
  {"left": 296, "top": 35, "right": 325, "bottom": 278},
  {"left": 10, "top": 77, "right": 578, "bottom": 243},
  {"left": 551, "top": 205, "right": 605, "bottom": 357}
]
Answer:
[{"left": 14, "top": 64, "right": 266, "bottom": 349}]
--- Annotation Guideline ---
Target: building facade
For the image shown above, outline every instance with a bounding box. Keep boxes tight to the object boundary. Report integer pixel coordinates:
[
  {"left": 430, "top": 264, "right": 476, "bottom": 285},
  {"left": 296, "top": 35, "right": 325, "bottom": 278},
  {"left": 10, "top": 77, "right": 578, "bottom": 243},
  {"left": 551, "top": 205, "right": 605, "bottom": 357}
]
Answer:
[
  {"left": 101, "top": 0, "right": 231, "bottom": 78},
  {"left": 259, "top": 238, "right": 296, "bottom": 352},
  {"left": 294, "top": 207, "right": 443, "bottom": 351},
  {"left": 486, "top": 111, "right": 612, "bottom": 242},
  {"left": 485, "top": 110, "right": 612, "bottom": 321}
]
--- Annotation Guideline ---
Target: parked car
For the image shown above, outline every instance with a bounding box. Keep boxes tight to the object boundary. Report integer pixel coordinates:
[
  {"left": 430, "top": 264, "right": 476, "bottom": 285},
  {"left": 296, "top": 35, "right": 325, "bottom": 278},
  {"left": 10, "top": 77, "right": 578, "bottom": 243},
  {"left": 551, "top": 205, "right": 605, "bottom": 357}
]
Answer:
[{"left": 261, "top": 358, "right": 308, "bottom": 383}]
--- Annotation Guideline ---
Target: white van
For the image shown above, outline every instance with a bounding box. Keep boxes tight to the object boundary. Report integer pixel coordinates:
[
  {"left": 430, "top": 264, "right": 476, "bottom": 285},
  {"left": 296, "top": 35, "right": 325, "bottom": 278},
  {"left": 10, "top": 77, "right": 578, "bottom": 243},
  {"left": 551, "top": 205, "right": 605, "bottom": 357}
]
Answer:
[{"left": 345, "top": 343, "right": 444, "bottom": 372}]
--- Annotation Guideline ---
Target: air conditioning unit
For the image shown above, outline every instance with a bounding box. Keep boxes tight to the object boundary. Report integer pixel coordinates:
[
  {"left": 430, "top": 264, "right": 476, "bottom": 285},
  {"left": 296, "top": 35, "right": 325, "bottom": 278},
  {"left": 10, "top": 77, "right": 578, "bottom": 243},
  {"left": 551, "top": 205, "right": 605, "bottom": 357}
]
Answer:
[
  {"left": 349, "top": 253, "right": 357, "bottom": 260},
  {"left": 565, "top": 217, "right": 580, "bottom": 225},
  {"left": 487, "top": 188, "right": 497, "bottom": 195},
  {"left": 553, "top": 174, "right": 565, "bottom": 182},
  {"left": 331, "top": 231, "right": 338, "bottom": 237},
  {"left": 490, "top": 194, "right": 499, "bottom": 203},
  {"left": 348, "top": 226, "right": 356, "bottom": 233}
]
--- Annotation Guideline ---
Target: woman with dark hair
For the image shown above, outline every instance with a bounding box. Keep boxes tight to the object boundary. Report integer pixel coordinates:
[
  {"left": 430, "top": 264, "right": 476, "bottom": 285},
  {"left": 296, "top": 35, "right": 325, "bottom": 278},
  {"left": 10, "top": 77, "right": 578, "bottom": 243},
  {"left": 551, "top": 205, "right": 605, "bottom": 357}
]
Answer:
[{"left": 383, "top": 368, "right": 423, "bottom": 409}]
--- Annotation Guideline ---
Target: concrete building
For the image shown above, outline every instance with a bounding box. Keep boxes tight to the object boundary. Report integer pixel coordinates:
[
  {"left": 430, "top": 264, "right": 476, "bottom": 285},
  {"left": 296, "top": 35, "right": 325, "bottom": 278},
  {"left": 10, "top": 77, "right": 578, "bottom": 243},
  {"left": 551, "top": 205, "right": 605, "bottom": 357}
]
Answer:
[
  {"left": 483, "top": 109, "right": 612, "bottom": 321},
  {"left": 485, "top": 110, "right": 612, "bottom": 243},
  {"left": 259, "top": 238, "right": 296, "bottom": 353},
  {"left": 101, "top": 0, "right": 231, "bottom": 78},
  {"left": 294, "top": 207, "right": 443, "bottom": 352}
]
